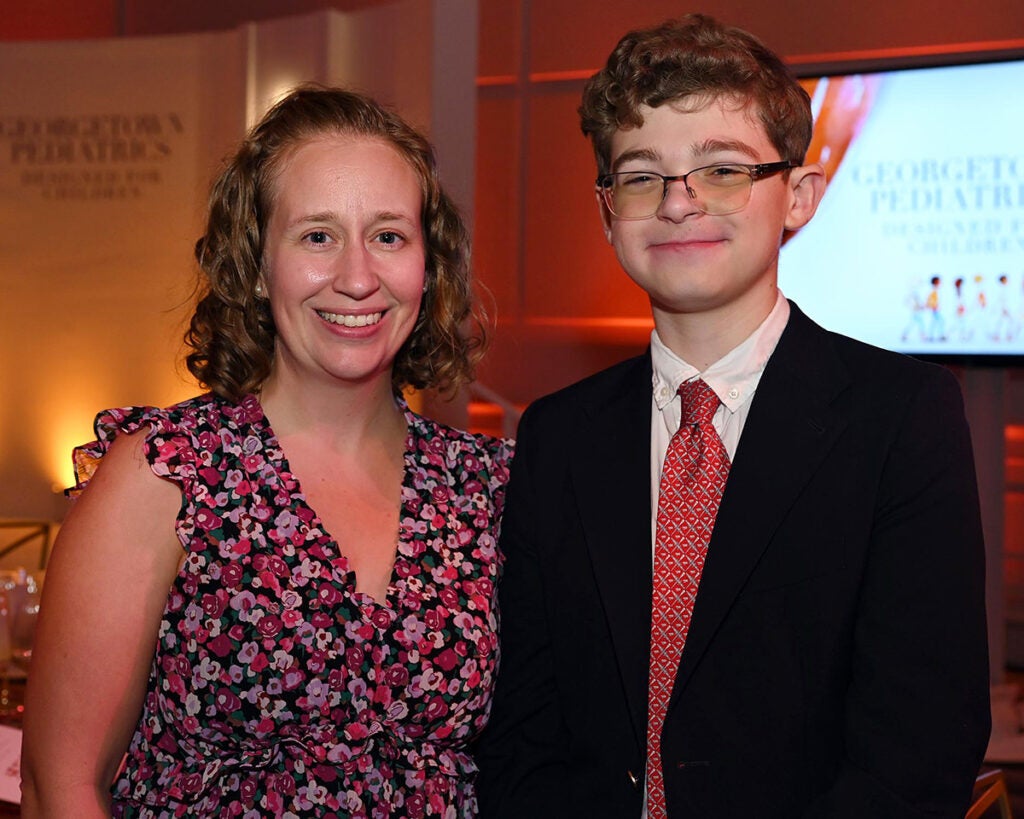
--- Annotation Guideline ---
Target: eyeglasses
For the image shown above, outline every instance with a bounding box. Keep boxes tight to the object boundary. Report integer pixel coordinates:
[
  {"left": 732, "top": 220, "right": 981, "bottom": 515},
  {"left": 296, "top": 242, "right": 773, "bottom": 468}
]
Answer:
[{"left": 596, "top": 160, "right": 798, "bottom": 219}]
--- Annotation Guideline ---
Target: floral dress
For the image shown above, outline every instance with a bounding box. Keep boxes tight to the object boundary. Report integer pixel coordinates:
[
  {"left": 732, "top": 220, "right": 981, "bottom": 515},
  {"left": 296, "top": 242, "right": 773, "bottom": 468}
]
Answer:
[{"left": 70, "top": 393, "right": 513, "bottom": 818}]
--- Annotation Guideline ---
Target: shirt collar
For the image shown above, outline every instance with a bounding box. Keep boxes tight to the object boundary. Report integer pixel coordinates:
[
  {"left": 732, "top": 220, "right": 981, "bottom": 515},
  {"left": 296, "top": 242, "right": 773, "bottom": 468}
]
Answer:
[{"left": 651, "top": 290, "right": 791, "bottom": 413}]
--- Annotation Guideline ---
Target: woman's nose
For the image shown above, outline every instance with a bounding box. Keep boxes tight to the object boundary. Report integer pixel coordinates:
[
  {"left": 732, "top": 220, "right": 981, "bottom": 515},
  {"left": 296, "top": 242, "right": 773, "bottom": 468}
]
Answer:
[{"left": 332, "top": 245, "right": 381, "bottom": 298}]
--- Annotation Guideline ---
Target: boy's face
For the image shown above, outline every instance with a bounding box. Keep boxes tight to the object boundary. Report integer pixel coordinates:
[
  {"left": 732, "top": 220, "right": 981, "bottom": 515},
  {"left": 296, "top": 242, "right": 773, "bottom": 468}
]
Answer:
[{"left": 599, "top": 97, "right": 822, "bottom": 329}]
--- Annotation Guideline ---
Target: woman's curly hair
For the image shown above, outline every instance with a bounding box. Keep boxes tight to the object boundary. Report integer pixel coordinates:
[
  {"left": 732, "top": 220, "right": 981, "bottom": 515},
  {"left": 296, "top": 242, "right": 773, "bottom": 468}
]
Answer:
[
  {"left": 579, "top": 14, "right": 813, "bottom": 177},
  {"left": 186, "top": 84, "right": 483, "bottom": 401}
]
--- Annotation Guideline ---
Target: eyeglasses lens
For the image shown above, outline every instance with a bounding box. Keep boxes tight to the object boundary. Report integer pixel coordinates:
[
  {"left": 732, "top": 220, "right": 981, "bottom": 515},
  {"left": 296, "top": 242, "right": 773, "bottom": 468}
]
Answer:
[{"left": 606, "top": 165, "right": 754, "bottom": 218}]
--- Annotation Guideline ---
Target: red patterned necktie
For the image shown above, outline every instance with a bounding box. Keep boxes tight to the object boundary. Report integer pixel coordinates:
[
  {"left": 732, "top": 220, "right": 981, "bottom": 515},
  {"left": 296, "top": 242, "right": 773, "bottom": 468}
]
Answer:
[{"left": 645, "top": 378, "right": 731, "bottom": 818}]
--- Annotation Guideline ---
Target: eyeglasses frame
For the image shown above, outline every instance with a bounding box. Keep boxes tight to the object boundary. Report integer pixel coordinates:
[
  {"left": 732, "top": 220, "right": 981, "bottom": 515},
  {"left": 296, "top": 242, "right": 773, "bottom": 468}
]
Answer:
[{"left": 596, "top": 159, "right": 799, "bottom": 219}]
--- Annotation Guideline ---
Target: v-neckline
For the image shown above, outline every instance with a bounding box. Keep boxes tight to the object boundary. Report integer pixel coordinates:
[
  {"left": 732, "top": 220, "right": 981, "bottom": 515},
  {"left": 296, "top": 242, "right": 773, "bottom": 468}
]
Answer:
[{"left": 248, "top": 394, "right": 415, "bottom": 612}]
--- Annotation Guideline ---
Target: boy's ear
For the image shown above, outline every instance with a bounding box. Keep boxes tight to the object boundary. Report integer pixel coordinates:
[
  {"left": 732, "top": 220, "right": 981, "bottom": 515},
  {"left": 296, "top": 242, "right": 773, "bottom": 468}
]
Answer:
[
  {"left": 595, "top": 188, "right": 614, "bottom": 244},
  {"left": 784, "top": 162, "right": 827, "bottom": 231}
]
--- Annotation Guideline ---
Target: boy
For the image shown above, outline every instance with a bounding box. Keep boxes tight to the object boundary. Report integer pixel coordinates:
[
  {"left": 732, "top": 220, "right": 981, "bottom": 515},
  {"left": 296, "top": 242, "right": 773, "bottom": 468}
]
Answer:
[{"left": 476, "top": 14, "right": 989, "bottom": 819}]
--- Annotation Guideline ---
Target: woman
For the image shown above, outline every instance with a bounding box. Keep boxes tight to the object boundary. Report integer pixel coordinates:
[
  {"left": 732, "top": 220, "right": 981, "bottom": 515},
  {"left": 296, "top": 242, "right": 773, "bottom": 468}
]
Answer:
[{"left": 21, "top": 86, "right": 513, "bottom": 818}]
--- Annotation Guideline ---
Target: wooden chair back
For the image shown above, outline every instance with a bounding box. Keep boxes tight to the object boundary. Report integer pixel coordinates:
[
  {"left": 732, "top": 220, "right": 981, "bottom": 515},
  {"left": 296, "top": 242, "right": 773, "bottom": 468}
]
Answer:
[{"left": 966, "top": 768, "right": 1013, "bottom": 819}]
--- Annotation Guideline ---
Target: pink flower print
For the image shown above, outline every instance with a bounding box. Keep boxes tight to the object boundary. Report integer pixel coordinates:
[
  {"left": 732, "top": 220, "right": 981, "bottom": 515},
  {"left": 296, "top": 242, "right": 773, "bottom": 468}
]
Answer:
[
  {"left": 207, "top": 633, "right": 234, "bottom": 658},
  {"left": 198, "top": 466, "right": 223, "bottom": 486},
  {"left": 193, "top": 507, "right": 221, "bottom": 532},
  {"left": 439, "top": 587, "right": 459, "bottom": 610},
  {"left": 424, "top": 695, "right": 450, "bottom": 721},
  {"left": 384, "top": 663, "right": 410, "bottom": 688},
  {"left": 154, "top": 438, "right": 184, "bottom": 460},
  {"left": 347, "top": 679, "right": 369, "bottom": 708},
  {"left": 282, "top": 667, "right": 305, "bottom": 690},
  {"left": 401, "top": 615, "right": 427, "bottom": 641},
  {"left": 344, "top": 721, "right": 371, "bottom": 742},
  {"left": 255, "top": 614, "right": 283, "bottom": 639},
  {"left": 201, "top": 592, "right": 228, "bottom": 619},
  {"left": 475, "top": 576, "right": 494, "bottom": 598},
  {"left": 182, "top": 772, "right": 204, "bottom": 795},
  {"left": 224, "top": 537, "right": 252, "bottom": 558},
  {"left": 257, "top": 570, "right": 282, "bottom": 594},
  {"left": 182, "top": 604, "right": 203, "bottom": 632},
  {"left": 229, "top": 590, "right": 256, "bottom": 615},
  {"left": 451, "top": 611, "right": 478, "bottom": 634},
  {"left": 253, "top": 716, "right": 275, "bottom": 736},
  {"left": 317, "top": 582, "right": 343, "bottom": 608},
  {"left": 265, "top": 789, "right": 284, "bottom": 814},
  {"left": 433, "top": 649, "right": 459, "bottom": 673},
  {"left": 423, "top": 608, "right": 446, "bottom": 631},
  {"left": 237, "top": 641, "right": 260, "bottom": 664},
  {"left": 196, "top": 429, "right": 220, "bottom": 451},
  {"left": 239, "top": 775, "right": 258, "bottom": 804},
  {"left": 215, "top": 687, "right": 242, "bottom": 715},
  {"left": 250, "top": 502, "right": 273, "bottom": 522},
  {"left": 302, "top": 678, "right": 329, "bottom": 709},
  {"left": 275, "top": 507, "right": 302, "bottom": 533},
  {"left": 220, "top": 561, "right": 244, "bottom": 588},
  {"left": 361, "top": 608, "right": 386, "bottom": 631},
  {"left": 306, "top": 649, "right": 327, "bottom": 675},
  {"left": 405, "top": 791, "right": 426, "bottom": 818},
  {"left": 240, "top": 453, "right": 263, "bottom": 472}
]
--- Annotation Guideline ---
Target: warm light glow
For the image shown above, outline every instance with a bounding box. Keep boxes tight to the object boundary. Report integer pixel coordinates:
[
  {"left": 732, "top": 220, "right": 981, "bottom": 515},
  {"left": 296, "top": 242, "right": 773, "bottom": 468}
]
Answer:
[
  {"left": 248, "top": 73, "right": 305, "bottom": 129},
  {"left": 46, "top": 409, "right": 95, "bottom": 493},
  {"left": 39, "top": 372, "right": 196, "bottom": 498}
]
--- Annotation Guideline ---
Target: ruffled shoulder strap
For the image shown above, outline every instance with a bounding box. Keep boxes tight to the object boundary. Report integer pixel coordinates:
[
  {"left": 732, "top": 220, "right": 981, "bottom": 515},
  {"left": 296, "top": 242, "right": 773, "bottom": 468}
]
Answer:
[
  {"left": 405, "top": 406, "right": 515, "bottom": 512},
  {"left": 68, "top": 394, "right": 252, "bottom": 498}
]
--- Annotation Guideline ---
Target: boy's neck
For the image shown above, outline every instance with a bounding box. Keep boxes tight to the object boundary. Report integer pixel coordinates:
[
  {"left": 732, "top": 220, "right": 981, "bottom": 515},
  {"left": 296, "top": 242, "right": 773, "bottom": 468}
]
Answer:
[{"left": 651, "top": 285, "right": 780, "bottom": 371}]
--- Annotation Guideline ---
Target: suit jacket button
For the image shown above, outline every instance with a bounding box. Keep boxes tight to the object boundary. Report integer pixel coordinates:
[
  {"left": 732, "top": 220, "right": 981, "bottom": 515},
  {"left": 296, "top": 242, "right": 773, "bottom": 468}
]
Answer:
[{"left": 627, "top": 770, "right": 641, "bottom": 791}]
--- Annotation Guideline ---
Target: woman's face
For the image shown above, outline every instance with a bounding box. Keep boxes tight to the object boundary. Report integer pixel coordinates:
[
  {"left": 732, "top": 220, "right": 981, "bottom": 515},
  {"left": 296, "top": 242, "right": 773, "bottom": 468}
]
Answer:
[{"left": 261, "top": 134, "right": 426, "bottom": 391}]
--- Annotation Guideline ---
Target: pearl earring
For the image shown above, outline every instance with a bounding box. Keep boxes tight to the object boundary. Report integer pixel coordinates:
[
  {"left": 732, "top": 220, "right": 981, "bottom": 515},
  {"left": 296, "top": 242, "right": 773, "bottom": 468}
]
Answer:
[{"left": 255, "top": 283, "right": 264, "bottom": 297}]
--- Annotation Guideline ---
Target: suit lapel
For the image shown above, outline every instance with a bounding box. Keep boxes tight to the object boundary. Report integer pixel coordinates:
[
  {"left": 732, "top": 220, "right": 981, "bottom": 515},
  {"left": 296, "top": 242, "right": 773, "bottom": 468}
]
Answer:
[
  {"left": 570, "top": 355, "right": 653, "bottom": 754},
  {"left": 669, "top": 305, "right": 853, "bottom": 702}
]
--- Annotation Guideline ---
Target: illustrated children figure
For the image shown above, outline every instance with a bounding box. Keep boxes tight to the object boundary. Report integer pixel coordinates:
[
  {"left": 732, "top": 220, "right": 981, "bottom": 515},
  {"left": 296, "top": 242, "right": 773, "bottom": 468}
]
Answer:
[
  {"left": 951, "top": 277, "right": 969, "bottom": 342},
  {"left": 925, "top": 275, "right": 946, "bottom": 341},
  {"left": 901, "top": 278, "right": 928, "bottom": 343},
  {"left": 992, "top": 274, "right": 1013, "bottom": 342}
]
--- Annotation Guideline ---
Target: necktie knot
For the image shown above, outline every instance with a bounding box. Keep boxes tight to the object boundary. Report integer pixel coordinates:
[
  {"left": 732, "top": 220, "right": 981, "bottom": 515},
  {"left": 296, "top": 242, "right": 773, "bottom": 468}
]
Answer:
[{"left": 678, "top": 378, "right": 719, "bottom": 429}]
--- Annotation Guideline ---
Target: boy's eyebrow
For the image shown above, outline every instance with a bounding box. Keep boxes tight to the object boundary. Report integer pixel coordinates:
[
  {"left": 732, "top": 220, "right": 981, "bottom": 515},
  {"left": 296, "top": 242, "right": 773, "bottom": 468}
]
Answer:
[
  {"left": 610, "top": 138, "right": 766, "bottom": 174},
  {"left": 693, "top": 138, "right": 761, "bottom": 159},
  {"left": 610, "top": 148, "right": 660, "bottom": 172}
]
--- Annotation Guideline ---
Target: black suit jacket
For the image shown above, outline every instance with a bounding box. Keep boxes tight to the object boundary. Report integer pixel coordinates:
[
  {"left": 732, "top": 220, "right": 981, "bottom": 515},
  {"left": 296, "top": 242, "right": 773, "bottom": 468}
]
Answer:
[{"left": 476, "top": 304, "right": 990, "bottom": 818}]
